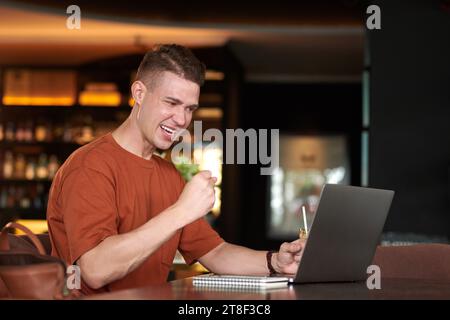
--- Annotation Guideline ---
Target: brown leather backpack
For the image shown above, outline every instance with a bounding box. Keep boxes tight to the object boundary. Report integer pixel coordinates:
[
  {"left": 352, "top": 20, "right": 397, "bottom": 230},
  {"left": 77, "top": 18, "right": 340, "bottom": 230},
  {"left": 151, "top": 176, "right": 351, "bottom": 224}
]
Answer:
[{"left": 0, "top": 222, "right": 77, "bottom": 299}]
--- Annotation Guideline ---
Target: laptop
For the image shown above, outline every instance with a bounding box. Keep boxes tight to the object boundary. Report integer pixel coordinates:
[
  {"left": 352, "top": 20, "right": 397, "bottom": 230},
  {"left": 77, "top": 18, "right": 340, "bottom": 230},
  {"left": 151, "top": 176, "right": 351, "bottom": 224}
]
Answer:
[
  {"left": 192, "top": 184, "right": 394, "bottom": 287},
  {"left": 289, "top": 183, "right": 394, "bottom": 283}
]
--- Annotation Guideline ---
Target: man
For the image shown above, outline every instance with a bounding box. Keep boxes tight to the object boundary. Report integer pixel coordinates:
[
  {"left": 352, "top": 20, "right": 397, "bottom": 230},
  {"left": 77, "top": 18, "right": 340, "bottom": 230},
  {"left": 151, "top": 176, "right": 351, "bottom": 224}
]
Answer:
[{"left": 47, "top": 44, "right": 304, "bottom": 295}]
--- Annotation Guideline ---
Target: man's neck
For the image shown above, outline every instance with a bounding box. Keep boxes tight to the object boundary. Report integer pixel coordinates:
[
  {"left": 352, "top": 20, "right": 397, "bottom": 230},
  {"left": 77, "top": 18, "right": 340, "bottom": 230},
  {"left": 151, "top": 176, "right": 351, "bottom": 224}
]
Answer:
[{"left": 112, "top": 113, "right": 155, "bottom": 160}]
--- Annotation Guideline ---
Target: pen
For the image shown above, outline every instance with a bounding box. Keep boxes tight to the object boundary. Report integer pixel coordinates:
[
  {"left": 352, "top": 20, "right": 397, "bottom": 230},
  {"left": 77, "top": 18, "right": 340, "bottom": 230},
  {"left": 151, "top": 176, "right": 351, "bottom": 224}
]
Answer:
[{"left": 299, "top": 205, "right": 308, "bottom": 239}]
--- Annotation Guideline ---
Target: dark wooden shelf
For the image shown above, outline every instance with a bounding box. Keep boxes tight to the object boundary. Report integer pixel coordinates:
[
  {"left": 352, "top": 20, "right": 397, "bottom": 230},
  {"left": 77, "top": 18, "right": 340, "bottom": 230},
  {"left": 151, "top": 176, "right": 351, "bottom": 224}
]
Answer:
[
  {"left": 0, "top": 208, "right": 46, "bottom": 219},
  {"left": 0, "top": 179, "right": 53, "bottom": 184},
  {"left": 0, "top": 104, "right": 132, "bottom": 123}
]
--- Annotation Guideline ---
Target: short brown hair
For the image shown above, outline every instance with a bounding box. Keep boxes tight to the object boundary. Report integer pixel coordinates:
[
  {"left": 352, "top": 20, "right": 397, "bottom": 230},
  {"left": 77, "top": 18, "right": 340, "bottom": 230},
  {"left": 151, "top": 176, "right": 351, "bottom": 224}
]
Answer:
[{"left": 135, "top": 44, "right": 206, "bottom": 89}]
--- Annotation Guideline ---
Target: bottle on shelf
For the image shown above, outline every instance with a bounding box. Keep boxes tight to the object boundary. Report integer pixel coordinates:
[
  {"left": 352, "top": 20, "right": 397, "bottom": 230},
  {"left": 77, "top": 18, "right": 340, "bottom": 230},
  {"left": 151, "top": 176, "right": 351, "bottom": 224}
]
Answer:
[
  {"left": 6, "top": 186, "right": 16, "bottom": 208},
  {"left": 3, "top": 151, "right": 14, "bottom": 179},
  {"left": 14, "top": 153, "right": 26, "bottom": 179},
  {"left": 2, "top": 151, "right": 60, "bottom": 181},
  {"left": 36, "top": 153, "right": 49, "bottom": 180},
  {"left": 25, "top": 157, "right": 36, "bottom": 180},
  {"left": 78, "top": 125, "right": 94, "bottom": 144},
  {"left": 35, "top": 120, "right": 48, "bottom": 142},
  {"left": 0, "top": 183, "right": 49, "bottom": 210},
  {"left": 33, "top": 183, "right": 45, "bottom": 209},
  {"left": 46, "top": 121, "right": 54, "bottom": 142},
  {"left": 47, "top": 155, "right": 60, "bottom": 179},
  {"left": 53, "top": 124, "right": 64, "bottom": 142},
  {"left": 0, "top": 186, "right": 7, "bottom": 209},
  {"left": 16, "top": 122, "right": 26, "bottom": 141},
  {"left": 19, "top": 187, "right": 31, "bottom": 209},
  {"left": 16, "top": 187, "right": 24, "bottom": 208},
  {"left": 5, "top": 122, "right": 15, "bottom": 141},
  {"left": 62, "top": 123, "right": 73, "bottom": 142},
  {"left": 0, "top": 123, "right": 4, "bottom": 141},
  {"left": 24, "top": 120, "right": 34, "bottom": 142}
]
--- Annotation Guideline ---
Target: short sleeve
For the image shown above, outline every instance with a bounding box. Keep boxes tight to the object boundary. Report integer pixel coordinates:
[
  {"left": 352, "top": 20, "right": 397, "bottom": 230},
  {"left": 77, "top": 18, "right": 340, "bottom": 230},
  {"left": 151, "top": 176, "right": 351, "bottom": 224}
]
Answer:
[
  {"left": 60, "top": 166, "right": 118, "bottom": 265},
  {"left": 178, "top": 218, "right": 224, "bottom": 265}
]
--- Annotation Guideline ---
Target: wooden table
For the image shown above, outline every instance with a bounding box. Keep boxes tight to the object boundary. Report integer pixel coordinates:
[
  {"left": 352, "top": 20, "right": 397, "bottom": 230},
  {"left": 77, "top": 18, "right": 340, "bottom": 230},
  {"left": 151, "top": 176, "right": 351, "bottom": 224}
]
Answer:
[{"left": 86, "top": 277, "right": 450, "bottom": 300}]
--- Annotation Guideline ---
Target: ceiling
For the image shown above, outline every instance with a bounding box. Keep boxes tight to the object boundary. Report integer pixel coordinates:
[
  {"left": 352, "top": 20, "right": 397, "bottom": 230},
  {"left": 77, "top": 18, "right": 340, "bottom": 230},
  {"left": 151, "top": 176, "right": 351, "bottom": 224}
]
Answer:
[{"left": 0, "top": 0, "right": 365, "bottom": 82}]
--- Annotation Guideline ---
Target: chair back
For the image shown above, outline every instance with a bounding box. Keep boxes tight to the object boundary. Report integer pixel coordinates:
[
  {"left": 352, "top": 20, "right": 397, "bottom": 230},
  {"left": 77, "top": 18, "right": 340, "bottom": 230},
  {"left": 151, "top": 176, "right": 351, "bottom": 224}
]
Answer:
[{"left": 372, "top": 244, "right": 450, "bottom": 281}]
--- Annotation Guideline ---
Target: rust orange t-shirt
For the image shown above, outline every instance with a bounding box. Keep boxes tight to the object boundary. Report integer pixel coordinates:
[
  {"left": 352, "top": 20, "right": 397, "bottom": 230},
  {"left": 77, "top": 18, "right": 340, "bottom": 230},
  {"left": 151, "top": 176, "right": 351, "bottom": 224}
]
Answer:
[{"left": 46, "top": 133, "right": 224, "bottom": 295}]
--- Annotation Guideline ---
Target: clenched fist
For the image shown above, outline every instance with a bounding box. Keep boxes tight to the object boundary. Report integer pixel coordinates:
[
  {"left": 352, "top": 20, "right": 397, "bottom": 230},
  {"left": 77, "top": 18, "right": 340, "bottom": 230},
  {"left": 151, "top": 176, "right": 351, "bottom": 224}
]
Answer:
[{"left": 173, "top": 170, "right": 217, "bottom": 226}]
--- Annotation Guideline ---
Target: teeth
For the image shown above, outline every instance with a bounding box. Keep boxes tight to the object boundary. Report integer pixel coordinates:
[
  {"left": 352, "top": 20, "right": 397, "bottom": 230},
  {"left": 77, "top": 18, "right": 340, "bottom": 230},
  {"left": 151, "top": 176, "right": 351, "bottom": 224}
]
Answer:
[{"left": 161, "top": 125, "right": 175, "bottom": 134}]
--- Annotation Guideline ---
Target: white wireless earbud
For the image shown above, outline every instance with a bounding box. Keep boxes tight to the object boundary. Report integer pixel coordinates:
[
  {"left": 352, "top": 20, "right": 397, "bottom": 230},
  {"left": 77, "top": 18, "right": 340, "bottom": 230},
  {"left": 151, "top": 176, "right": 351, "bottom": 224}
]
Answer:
[{"left": 136, "top": 101, "right": 141, "bottom": 120}]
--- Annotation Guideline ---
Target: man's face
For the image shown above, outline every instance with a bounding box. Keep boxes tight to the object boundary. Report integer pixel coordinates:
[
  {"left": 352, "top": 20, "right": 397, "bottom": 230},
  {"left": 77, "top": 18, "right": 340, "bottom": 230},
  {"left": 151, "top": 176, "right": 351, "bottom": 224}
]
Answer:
[{"left": 136, "top": 71, "right": 200, "bottom": 150}]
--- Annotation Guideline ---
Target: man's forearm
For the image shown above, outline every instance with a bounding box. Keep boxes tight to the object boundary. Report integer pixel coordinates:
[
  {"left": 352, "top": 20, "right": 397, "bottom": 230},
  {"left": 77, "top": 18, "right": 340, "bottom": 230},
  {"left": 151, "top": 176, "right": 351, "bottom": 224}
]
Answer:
[
  {"left": 78, "top": 205, "right": 185, "bottom": 289},
  {"left": 199, "top": 242, "right": 275, "bottom": 276}
]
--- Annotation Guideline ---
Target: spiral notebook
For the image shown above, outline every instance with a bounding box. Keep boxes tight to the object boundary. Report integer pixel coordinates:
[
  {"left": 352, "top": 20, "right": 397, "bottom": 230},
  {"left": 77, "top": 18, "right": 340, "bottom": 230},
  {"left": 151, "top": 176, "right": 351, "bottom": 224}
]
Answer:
[{"left": 192, "top": 274, "right": 289, "bottom": 289}]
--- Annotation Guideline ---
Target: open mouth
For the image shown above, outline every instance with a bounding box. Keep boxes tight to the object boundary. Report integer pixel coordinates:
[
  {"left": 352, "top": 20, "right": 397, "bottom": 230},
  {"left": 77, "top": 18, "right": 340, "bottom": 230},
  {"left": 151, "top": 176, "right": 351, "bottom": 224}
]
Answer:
[
  {"left": 160, "top": 124, "right": 175, "bottom": 135},
  {"left": 160, "top": 124, "right": 178, "bottom": 141},
  {"left": 160, "top": 124, "right": 187, "bottom": 142}
]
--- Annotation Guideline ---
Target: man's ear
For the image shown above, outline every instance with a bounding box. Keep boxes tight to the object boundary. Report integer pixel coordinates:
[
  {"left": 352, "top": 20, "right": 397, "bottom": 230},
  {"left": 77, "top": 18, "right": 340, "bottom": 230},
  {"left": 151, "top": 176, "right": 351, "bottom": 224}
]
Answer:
[{"left": 131, "top": 80, "right": 147, "bottom": 106}]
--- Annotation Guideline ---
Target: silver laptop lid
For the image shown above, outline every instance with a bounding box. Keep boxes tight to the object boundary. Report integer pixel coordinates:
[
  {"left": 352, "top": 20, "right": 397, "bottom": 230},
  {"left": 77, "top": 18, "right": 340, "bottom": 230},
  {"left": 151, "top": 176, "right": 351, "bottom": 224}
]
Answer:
[{"left": 294, "top": 184, "right": 394, "bottom": 283}]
